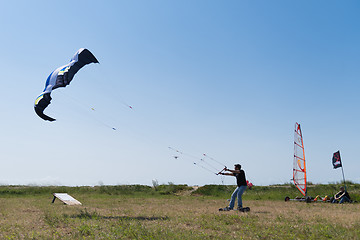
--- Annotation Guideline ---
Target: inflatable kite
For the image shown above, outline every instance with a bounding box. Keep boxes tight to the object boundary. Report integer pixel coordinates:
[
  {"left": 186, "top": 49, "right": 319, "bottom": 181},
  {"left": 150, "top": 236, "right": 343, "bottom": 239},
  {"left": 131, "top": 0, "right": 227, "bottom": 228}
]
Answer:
[{"left": 34, "top": 48, "right": 99, "bottom": 121}]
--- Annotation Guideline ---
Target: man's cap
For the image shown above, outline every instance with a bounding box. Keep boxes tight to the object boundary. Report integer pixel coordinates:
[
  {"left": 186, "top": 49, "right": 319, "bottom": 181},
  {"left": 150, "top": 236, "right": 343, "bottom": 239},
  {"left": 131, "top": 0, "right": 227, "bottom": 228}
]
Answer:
[{"left": 234, "top": 164, "right": 241, "bottom": 169}]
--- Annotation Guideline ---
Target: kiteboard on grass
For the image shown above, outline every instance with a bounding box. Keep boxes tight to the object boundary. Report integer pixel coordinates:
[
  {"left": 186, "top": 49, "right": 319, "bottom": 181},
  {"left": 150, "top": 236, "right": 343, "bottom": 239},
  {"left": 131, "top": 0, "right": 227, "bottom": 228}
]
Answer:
[
  {"left": 218, "top": 207, "right": 250, "bottom": 212},
  {"left": 239, "top": 207, "right": 250, "bottom": 212}
]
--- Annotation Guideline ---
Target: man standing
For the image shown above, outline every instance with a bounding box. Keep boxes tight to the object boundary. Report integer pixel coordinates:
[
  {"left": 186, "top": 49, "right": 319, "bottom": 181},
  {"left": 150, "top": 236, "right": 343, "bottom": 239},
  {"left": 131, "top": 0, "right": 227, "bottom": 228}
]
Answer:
[{"left": 219, "top": 164, "right": 248, "bottom": 211}]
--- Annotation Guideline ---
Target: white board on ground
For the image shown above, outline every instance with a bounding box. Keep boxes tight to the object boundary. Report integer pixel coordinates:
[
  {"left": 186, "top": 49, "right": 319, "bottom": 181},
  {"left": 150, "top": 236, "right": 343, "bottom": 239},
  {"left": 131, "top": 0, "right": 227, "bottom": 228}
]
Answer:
[{"left": 53, "top": 193, "right": 82, "bottom": 205}]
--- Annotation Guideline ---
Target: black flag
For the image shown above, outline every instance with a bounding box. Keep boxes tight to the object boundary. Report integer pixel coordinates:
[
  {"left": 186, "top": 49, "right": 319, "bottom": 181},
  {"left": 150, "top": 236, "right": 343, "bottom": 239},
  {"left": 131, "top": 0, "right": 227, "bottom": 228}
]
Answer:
[{"left": 332, "top": 151, "right": 342, "bottom": 169}]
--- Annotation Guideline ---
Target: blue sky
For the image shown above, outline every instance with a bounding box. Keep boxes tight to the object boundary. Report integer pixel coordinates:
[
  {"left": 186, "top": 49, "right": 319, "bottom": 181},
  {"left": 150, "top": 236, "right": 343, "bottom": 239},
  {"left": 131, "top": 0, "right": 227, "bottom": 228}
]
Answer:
[{"left": 1, "top": 1, "right": 359, "bottom": 186}]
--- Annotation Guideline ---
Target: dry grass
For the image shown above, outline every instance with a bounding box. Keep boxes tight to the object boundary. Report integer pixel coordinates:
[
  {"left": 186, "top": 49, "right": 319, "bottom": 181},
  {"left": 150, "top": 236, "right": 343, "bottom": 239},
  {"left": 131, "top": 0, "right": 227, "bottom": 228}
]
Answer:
[{"left": 0, "top": 194, "right": 359, "bottom": 239}]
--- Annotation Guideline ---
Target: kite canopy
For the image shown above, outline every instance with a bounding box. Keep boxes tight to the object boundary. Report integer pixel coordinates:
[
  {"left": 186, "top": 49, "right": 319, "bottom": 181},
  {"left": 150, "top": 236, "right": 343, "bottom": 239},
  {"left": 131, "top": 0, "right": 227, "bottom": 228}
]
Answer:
[{"left": 34, "top": 48, "right": 99, "bottom": 121}]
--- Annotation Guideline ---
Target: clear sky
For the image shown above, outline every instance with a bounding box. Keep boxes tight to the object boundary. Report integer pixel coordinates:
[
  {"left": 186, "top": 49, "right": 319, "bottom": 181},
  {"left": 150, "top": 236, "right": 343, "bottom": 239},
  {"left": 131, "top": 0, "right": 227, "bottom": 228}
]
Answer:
[{"left": 1, "top": 0, "right": 359, "bottom": 186}]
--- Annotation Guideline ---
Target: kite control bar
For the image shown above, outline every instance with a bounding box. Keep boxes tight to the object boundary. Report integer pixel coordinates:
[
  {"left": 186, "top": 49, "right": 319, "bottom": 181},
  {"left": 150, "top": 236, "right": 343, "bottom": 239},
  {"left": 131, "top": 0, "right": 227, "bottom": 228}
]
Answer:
[{"left": 216, "top": 167, "right": 227, "bottom": 175}]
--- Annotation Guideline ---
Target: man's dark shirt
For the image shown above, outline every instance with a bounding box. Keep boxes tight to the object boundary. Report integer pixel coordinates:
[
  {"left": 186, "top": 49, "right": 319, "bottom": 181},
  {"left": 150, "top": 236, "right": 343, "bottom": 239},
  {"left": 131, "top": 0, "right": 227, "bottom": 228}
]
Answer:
[
  {"left": 234, "top": 170, "right": 247, "bottom": 187},
  {"left": 336, "top": 191, "right": 351, "bottom": 199}
]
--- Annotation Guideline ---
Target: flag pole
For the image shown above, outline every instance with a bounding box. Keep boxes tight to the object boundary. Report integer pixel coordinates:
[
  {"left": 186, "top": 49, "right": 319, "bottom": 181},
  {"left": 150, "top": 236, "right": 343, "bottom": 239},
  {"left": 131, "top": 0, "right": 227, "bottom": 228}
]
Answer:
[
  {"left": 341, "top": 165, "right": 347, "bottom": 191},
  {"left": 332, "top": 150, "right": 346, "bottom": 191}
]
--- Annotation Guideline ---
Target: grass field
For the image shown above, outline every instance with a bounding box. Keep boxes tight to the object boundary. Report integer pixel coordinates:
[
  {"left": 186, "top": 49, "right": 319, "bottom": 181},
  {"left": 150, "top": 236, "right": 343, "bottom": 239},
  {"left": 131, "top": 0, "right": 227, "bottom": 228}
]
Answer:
[{"left": 0, "top": 184, "right": 359, "bottom": 239}]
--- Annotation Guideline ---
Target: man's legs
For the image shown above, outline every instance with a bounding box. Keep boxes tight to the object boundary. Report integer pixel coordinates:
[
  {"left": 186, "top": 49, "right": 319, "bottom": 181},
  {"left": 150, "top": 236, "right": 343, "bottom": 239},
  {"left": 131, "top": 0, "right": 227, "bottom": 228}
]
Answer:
[
  {"left": 229, "top": 187, "right": 239, "bottom": 209},
  {"left": 237, "top": 185, "right": 247, "bottom": 208},
  {"left": 339, "top": 196, "right": 350, "bottom": 204}
]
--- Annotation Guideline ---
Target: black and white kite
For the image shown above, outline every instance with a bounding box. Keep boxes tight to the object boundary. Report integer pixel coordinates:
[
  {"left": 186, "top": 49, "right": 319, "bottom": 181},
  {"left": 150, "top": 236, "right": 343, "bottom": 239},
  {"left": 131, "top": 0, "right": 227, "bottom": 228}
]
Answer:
[{"left": 34, "top": 48, "right": 99, "bottom": 121}]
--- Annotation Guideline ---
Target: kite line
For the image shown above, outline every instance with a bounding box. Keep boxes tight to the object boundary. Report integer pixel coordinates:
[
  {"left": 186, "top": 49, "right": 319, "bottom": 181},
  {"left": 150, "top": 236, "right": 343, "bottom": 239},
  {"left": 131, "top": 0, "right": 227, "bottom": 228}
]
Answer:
[
  {"left": 168, "top": 147, "right": 227, "bottom": 175},
  {"left": 57, "top": 91, "right": 118, "bottom": 131}
]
